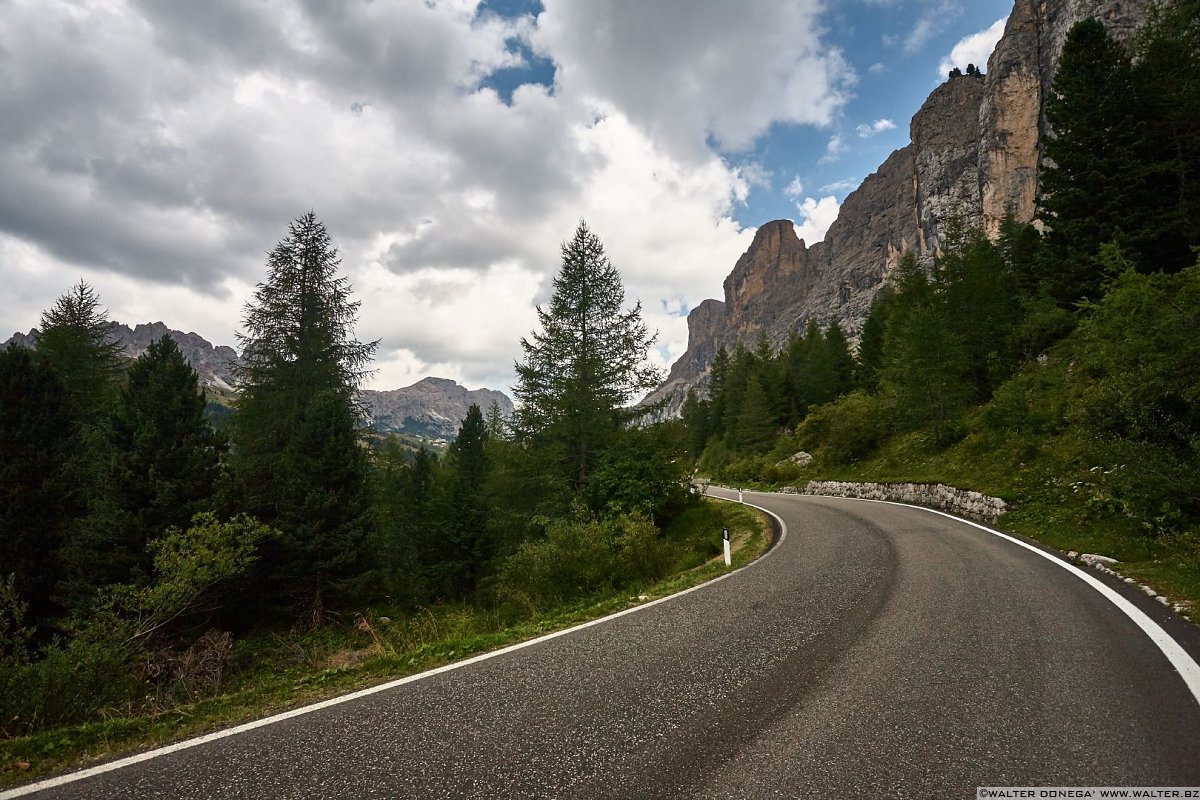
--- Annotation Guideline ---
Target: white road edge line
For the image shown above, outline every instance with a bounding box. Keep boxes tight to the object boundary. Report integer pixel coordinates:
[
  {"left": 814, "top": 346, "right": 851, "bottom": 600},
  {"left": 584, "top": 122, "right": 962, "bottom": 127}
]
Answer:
[
  {"left": 803, "top": 492, "right": 1200, "bottom": 709},
  {"left": 1, "top": 491, "right": 787, "bottom": 799}
]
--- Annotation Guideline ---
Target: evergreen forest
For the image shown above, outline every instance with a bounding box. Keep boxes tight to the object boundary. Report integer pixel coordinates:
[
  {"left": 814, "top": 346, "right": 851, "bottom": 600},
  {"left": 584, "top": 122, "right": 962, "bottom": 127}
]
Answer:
[{"left": 0, "top": 216, "right": 749, "bottom": 772}]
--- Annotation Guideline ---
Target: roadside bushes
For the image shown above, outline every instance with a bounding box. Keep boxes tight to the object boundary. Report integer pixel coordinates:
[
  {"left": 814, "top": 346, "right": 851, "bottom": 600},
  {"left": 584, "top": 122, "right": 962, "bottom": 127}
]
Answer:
[
  {"left": 799, "top": 392, "right": 892, "bottom": 466},
  {"left": 492, "top": 509, "right": 672, "bottom": 607},
  {"left": 0, "top": 514, "right": 274, "bottom": 736}
]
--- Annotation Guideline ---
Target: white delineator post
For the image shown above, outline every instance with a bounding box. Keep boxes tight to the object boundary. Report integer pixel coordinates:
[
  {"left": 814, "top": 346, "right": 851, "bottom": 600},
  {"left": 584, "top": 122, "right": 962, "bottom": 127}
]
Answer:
[{"left": 723, "top": 527, "right": 731, "bottom": 567}]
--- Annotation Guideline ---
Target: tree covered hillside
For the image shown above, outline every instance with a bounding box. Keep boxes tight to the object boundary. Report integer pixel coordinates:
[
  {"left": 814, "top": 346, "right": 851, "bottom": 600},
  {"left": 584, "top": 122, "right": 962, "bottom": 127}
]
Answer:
[{"left": 686, "top": 9, "right": 1200, "bottom": 602}]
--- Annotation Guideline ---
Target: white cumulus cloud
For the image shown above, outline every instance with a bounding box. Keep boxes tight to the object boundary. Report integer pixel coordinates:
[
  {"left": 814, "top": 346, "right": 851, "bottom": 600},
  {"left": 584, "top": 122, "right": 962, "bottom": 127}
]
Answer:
[
  {"left": 938, "top": 17, "right": 1006, "bottom": 77},
  {"left": 0, "top": 0, "right": 857, "bottom": 394},
  {"left": 530, "top": 0, "right": 855, "bottom": 158},
  {"left": 793, "top": 196, "right": 840, "bottom": 245},
  {"left": 855, "top": 118, "right": 897, "bottom": 138}
]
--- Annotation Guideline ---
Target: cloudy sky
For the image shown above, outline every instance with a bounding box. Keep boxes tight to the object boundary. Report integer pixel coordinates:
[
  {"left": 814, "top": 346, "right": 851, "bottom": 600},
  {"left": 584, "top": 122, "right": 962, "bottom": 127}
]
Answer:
[{"left": 0, "top": 0, "right": 1011, "bottom": 394}]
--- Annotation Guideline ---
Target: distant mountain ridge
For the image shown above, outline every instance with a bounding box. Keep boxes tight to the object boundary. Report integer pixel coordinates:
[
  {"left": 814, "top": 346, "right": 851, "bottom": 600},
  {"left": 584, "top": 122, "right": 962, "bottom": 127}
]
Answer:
[{"left": 4, "top": 323, "right": 512, "bottom": 442}]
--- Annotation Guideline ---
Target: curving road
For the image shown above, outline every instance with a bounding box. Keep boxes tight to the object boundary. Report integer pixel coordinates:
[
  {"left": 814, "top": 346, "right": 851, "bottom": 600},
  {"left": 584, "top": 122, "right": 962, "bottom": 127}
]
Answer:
[{"left": 10, "top": 490, "right": 1200, "bottom": 798}]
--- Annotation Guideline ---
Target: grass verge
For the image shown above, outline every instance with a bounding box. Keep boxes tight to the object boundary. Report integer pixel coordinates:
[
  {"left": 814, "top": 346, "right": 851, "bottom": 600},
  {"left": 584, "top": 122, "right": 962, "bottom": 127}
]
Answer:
[
  {"left": 0, "top": 499, "right": 768, "bottom": 790},
  {"left": 707, "top": 426, "right": 1200, "bottom": 622}
]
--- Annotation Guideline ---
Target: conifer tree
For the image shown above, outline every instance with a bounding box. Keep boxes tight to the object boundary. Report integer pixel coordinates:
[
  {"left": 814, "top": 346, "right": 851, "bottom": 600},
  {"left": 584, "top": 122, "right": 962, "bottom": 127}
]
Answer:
[
  {"left": 937, "top": 223, "right": 1022, "bottom": 396},
  {"left": 77, "top": 336, "right": 224, "bottom": 590},
  {"left": 855, "top": 289, "right": 892, "bottom": 392},
  {"left": 720, "top": 344, "right": 754, "bottom": 445},
  {"left": 680, "top": 389, "right": 709, "bottom": 460},
  {"left": 1133, "top": 0, "right": 1200, "bottom": 273},
  {"left": 823, "top": 321, "right": 856, "bottom": 400},
  {"left": 36, "top": 280, "right": 123, "bottom": 424},
  {"left": 1036, "top": 19, "right": 1144, "bottom": 304},
  {"left": 0, "top": 345, "right": 76, "bottom": 625},
  {"left": 734, "top": 376, "right": 776, "bottom": 452},
  {"left": 431, "top": 404, "right": 490, "bottom": 597},
  {"left": 881, "top": 253, "right": 972, "bottom": 444},
  {"left": 513, "top": 222, "right": 661, "bottom": 494},
  {"left": 31, "top": 282, "right": 124, "bottom": 611},
  {"left": 786, "top": 320, "right": 825, "bottom": 416},
  {"left": 227, "top": 211, "right": 377, "bottom": 618},
  {"left": 484, "top": 400, "right": 508, "bottom": 440},
  {"left": 706, "top": 346, "right": 730, "bottom": 444}
]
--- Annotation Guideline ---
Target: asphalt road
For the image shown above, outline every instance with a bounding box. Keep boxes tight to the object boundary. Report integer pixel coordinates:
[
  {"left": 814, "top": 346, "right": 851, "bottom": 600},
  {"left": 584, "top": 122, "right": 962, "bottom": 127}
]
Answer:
[{"left": 12, "top": 490, "right": 1200, "bottom": 799}]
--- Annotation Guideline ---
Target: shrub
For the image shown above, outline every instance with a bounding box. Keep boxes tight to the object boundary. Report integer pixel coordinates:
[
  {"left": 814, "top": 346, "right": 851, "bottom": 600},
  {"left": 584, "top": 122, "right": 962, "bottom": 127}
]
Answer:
[
  {"left": 0, "top": 633, "right": 137, "bottom": 737},
  {"left": 799, "top": 392, "right": 892, "bottom": 466},
  {"left": 493, "top": 509, "right": 671, "bottom": 606},
  {"left": 0, "top": 514, "right": 275, "bottom": 737}
]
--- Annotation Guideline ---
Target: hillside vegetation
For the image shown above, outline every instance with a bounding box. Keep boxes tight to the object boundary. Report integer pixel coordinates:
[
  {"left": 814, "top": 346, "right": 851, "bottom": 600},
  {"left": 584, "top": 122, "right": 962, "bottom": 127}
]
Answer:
[{"left": 684, "top": 11, "right": 1200, "bottom": 609}]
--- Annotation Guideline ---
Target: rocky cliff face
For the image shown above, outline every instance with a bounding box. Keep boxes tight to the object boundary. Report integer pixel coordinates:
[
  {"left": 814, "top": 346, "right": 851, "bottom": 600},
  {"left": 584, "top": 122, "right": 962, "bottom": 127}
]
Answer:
[
  {"left": 114, "top": 321, "right": 242, "bottom": 391},
  {"left": 979, "top": 0, "right": 1156, "bottom": 236},
  {"left": 5, "top": 322, "right": 241, "bottom": 391},
  {"left": 645, "top": 0, "right": 1157, "bottom": 415}
]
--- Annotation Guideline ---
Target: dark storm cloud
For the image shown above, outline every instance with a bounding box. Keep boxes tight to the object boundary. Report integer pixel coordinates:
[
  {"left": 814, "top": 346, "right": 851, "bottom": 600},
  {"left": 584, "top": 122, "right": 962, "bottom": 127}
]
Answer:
[
  {"left": 131, "top": 0, "right": 291, "bottom": 68},
  {"left": 0, "top": 0, "right": 539, "bottom": 292}
]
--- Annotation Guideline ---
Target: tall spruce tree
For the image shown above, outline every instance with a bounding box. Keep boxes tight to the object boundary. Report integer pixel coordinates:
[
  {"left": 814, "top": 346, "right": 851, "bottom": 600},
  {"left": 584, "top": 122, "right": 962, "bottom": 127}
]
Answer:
[
  {"left": 430, "top": 404, "right": 491, "bottom": 598},
  {"left": 881, "top": 252, "right": 972, "bottom": 444},
  {"left": 0, "top": 345, "right": 76, "bottom": 626},
  {"left": 680, "top": 389, "right": 709, "bottom": 460},
  {"left": 734, "top": 376, "right": 776, "bottom": 452},
  {"left": 937, "top": 223, "right": 1023, "bottom": 396},
  {"left": 1036, "top": 19, "right": 1144, "bottom": 304},
  {"left": 855, "top": 289, "right": 892, "bottom": 392},
  {"left": 513, "top": 221, "right": 661, "bottom": 494},
  {"left": 822, "top": 321, "right": 856, "bottom": 402},
  {"left": 228, "top": 211, "right": 377, "bottom": 618},
  {"left": 706, "top": 346, "right": 731, "bottom": 445},
  {"left": 33, "top": 282, "right": 124, "bottom": 611},
  {"left": 77, "top": 335, "right": 225, "bottom": 590},
  {"left": 1133, "top": 0, "right": 1200, "bottom": 273}
]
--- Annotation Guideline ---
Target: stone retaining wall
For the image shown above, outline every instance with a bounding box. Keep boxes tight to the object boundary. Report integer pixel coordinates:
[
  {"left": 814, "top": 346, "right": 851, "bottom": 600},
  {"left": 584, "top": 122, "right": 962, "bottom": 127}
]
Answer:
[{"left": 791, "top": 480, "right": 1009, "bottom": 523}]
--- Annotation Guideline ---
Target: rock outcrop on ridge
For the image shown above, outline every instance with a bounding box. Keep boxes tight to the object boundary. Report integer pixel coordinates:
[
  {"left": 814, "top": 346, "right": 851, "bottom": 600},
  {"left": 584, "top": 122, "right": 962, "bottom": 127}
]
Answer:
[
  {"left": 361, "top": 377, "right": 514, "bottom": 442},
  {"left": 643, "top": 0, "right": 1158, "bottom": 417}
]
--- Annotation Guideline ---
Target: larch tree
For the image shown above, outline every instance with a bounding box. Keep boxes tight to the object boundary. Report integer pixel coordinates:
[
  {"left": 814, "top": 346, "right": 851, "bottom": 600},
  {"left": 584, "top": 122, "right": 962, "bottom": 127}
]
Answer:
[
  {"left": 36, "top": 280, "right": 124, "bottom": 424},
  {"left": 227, "top": 211, "right": 377, "bottom": 620},
  {"left": 513, "top": 221, "right": 661, "bottom": 494}
]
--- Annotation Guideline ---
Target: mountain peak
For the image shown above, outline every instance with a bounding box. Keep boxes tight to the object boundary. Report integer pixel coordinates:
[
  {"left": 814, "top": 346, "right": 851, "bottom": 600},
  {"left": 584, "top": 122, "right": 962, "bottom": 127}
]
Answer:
[
  {"left": 362, "top": 379, "right": 513, "bottom": 441},
  {"left": 749, "top": 219, "right": 805, "bottom": 254},
  {"left": 4, "top": 323, "right": 513, "bottom": 442}
]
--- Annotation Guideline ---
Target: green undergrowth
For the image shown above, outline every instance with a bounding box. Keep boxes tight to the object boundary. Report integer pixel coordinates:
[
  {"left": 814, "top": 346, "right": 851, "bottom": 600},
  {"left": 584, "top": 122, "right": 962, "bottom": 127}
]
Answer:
[
  {"left": 0, "top": 499, "right": 767, "bottom": 789},
  {"left": 717, "top": 419, "right": 1200, "bottom": 621}
]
